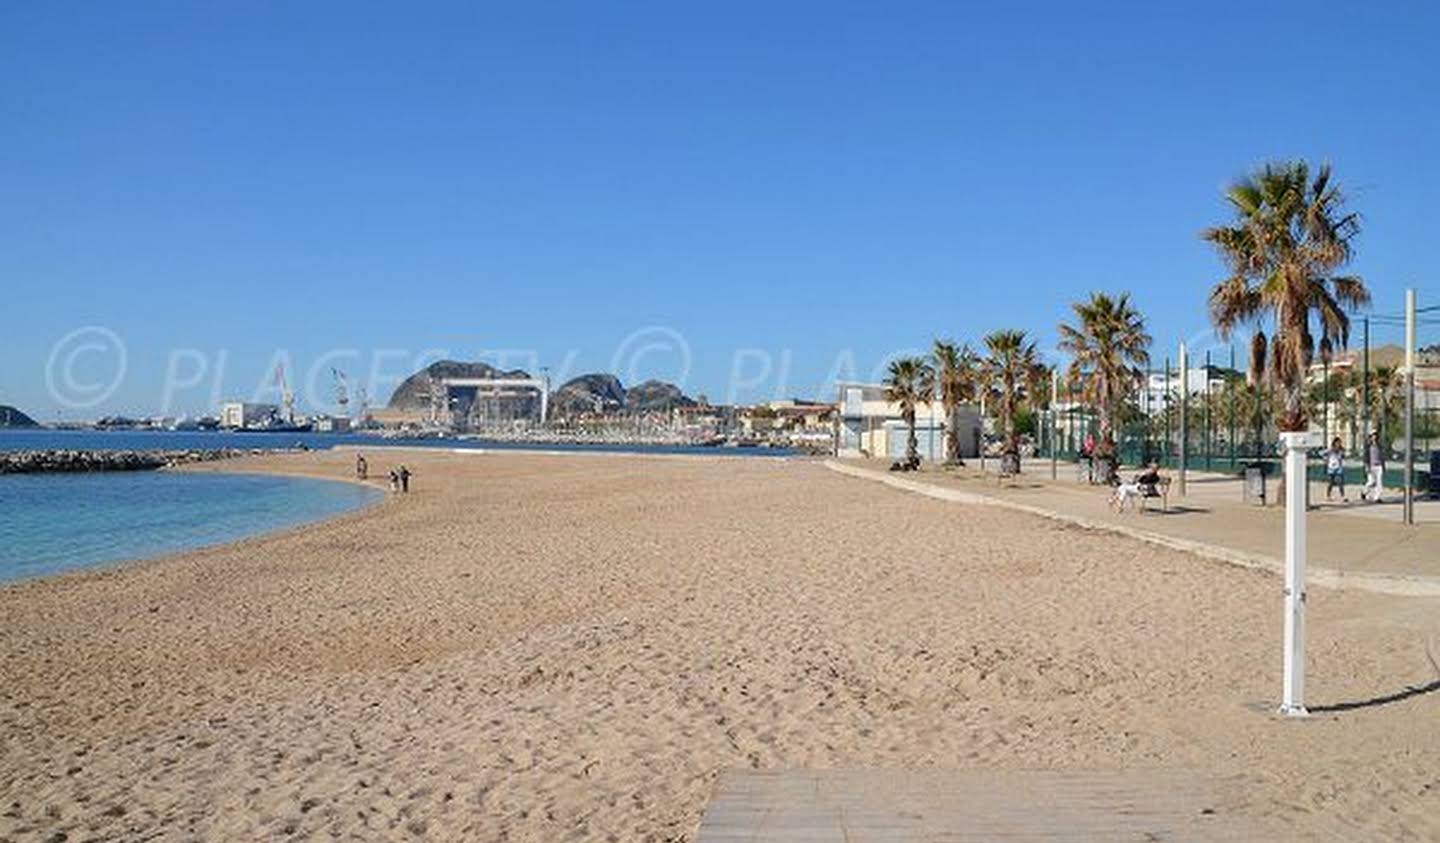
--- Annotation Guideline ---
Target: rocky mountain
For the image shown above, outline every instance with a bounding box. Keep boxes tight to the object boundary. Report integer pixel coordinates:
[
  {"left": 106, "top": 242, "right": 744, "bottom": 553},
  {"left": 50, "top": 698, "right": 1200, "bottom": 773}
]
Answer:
[
  {"left": 0, "top": 405, "right": 38, "bottom": 428},
  {"left": 387, "top": 362, "right": 694, "bottom": 420},
  {"left": 388, "top": 361, "right": 531, "bottom": 410},
  {"left": 625, "top": 379, "right": 695, "bottom": 412},
  {"left": 550, "top": 374, "right": 626, "bottom": 417}
]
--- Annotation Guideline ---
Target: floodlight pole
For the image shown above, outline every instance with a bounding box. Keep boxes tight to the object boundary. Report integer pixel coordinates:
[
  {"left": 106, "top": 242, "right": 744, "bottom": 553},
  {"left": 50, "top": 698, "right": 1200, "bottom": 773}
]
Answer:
[
  {"left": 1051, "top": 368, "right": 1059, "bottom": 480},
  {"left": 1404, "top": 289, "right": 1417, "bottom": 526},
  {"left": 1279, "top": 429, "right": 1318, "bottom": 717},
  {"left": 1179, "top": 342, "right": 1189, "bottom": 496}
]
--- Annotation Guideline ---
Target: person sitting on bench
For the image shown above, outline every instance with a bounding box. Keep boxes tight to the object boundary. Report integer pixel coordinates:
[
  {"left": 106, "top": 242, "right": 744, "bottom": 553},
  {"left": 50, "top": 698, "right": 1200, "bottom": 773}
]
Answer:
[{"left": 1136, "top": 463, "right": 1170, "bottom": 511}]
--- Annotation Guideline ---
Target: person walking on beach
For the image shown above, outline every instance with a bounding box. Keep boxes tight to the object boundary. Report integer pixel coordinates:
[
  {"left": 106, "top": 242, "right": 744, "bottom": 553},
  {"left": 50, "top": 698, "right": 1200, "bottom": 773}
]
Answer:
[
  {"left": 399, "top": 465, "right": 411, "bottom": 493},
  {"left": 356, "top": 453, "right": 368, "bottom": 480},
  {"left": 388, "top": 469, "right": 399, "bottom": 493},
  {"left": 1361, "top": 432, "right": 1385, "bottom": 502},
  {"left": 1324, "top": 437, "right": 1347, "bottom": 502}
]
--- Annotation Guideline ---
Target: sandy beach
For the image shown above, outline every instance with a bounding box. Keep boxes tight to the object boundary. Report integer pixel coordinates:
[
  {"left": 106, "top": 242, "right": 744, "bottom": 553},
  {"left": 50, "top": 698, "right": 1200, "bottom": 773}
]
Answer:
[{"left": 2, "top": 449, "right": 1438, "bottom": 841}]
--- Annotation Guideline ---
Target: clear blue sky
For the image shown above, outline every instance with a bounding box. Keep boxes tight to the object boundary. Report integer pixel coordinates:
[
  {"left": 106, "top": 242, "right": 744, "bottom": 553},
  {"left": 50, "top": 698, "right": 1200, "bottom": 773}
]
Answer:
[{"left": 3, "top": 1, "right": 1437, "bottom": 418}]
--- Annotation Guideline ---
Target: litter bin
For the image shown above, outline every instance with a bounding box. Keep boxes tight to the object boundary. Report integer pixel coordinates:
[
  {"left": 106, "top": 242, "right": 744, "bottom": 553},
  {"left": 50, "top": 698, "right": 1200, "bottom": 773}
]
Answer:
[
  {"left": 1243, "top": 461, "right": 1269, "bottom": 505},
  {"left": 1093, "top": 455, "right": 1117, "bottom": 486}
]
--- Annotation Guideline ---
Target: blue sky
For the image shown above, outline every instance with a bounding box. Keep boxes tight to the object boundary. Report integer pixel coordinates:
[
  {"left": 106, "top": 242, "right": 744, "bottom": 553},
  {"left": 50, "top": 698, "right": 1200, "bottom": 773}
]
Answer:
[{"left": 3, "top": 1, "right": 1437, "bottom": 418}]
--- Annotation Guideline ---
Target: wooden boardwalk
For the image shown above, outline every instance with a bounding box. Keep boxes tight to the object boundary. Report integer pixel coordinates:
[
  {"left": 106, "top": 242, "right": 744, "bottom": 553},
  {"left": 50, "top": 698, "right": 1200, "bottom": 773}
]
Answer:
[{"left": 696, "top": 768, "right": 1258, "bottom": 841}]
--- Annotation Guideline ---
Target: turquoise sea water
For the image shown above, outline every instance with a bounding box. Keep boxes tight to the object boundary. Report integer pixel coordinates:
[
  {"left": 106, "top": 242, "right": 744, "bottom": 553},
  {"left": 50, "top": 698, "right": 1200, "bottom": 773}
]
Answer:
[{"left": 0, "top": 472, "right": 382, "bottom": 583}]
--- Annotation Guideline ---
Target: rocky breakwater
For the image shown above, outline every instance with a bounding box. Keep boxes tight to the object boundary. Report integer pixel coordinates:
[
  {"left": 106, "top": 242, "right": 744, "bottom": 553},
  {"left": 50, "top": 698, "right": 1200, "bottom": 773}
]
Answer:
[{"left": 0, "top": 449, "right": 250, "bottom": 474}]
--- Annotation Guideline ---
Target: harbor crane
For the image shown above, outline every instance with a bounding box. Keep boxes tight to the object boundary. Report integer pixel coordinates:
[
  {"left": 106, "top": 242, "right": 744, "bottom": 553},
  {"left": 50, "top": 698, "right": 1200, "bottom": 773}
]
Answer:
[
  {"left": 274, "top": 364, "right": 296, "bottom": 423},
  {"left": 332, "top": 368, "right": 350, "bottom": 414}
]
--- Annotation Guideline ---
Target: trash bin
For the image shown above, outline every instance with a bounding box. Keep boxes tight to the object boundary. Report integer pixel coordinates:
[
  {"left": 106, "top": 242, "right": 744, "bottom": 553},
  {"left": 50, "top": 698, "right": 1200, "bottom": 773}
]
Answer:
[
  {"left": 1243, "top": 462, "right": 1268, "bottom": 505},
  {"left": 1093, "top": 455, "right": 1117, "bottom": 486}
]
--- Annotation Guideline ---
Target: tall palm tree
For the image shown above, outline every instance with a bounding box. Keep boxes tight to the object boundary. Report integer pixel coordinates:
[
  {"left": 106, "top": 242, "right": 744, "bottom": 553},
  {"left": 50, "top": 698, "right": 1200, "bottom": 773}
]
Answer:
[
  {"left": 928, "top": 339, "right": 981, "bottom": 465},
  {"left": 1363, "top": 365, "right": 1405, "bottom": 448},
  {"left": 981, "top": 329, "right": 1046, "bottom": 463},
  {"left": 884, "top": 356, "right": 934, "bottom": 465},
  {"left": 1057, "top": 292, "right": 1151, "bottom": 457},
  {"left": 1203, "top": 161, "right": 1371, "bottom": 431}
]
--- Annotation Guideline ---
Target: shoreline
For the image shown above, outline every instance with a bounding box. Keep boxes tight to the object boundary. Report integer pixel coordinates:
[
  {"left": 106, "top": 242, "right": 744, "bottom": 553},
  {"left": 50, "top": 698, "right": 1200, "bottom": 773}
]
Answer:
[
  {"left": 0, "top": 465, "right": 387, "bottom": 592},
  {"left": 2, "top": 450, "right": 1438, "bottom": 840}
]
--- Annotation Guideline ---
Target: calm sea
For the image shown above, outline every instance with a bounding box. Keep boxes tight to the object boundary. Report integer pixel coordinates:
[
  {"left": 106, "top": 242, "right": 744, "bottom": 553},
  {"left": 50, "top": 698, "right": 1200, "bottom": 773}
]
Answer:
[
  {"left": 0, "top": 428, "right": 796, "bottom": 457},
  {"left": 0, "top": 472, "right": 381, "bottom": 583}
]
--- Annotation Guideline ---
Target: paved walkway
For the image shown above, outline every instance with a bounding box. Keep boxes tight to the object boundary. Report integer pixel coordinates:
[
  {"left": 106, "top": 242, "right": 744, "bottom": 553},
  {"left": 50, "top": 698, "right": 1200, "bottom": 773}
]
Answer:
[
  {"left": 696, "top": 768, "right": 1256, "bottom": 841},
  {"left": 827, "top": 459, "right": 1440, "bottom": 596}
]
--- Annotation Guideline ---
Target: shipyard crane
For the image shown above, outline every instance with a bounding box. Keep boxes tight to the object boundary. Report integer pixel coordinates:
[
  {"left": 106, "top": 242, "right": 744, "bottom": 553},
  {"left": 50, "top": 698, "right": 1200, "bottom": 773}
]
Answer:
[
  {"left": 354, "top": 385, "right": 369, "bottom": 427},
  {"left": 331, "top": 368, "right": 350, "bottom": 415},
  {"left": 274, "top": 364, "right": 296, "bottom": 423}
]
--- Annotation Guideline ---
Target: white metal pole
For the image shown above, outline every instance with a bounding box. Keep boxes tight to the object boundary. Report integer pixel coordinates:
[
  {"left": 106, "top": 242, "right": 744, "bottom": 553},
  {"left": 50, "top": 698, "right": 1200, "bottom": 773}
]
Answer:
[
  {"left": 1051, "top": 368, "right": 1059, "bottom": 480},
  {"left": 1279, "top": 430, "right": 1314, "bottom": 716},
  {"left": 1179, "top": 342, "right": 1189, "bottom": 497},
  {"left": 1404, "top": 289, "right": 1416, "bottom": 525}
]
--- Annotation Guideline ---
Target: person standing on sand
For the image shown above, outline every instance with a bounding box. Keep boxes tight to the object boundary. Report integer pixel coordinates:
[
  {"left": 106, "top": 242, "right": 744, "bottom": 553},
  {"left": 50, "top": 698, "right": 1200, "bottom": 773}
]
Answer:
[
  {"left": 356, "top": 454, "right": 368, "bottom": 480},
  {"left": 1324, "top": 437, "right": 1347, "bottom": 502},
  {"left": 1361, "top": 432, "right": 1384, "bottom": 502},
  {"left": 399, "top": 465, "right": 411, "bottom": 493},
  {"left": 388, "top": 469, "right": 399, "bottom": 493}
]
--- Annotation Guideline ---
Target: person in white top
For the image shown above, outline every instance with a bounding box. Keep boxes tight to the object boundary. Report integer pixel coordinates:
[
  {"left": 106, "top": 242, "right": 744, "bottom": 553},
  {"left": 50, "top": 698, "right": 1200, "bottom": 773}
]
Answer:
[
  {"left": 1360, "top": 432, "right": 1385, "bottom": 502},
  {"left": 1324, "top": 437, "right": 1347, "bottom": 502}
]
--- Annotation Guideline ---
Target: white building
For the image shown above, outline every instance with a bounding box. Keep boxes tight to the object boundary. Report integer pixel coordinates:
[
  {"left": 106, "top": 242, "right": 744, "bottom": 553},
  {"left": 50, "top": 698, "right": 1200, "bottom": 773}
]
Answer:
[
  {"left": 835, "top": 382, "right": 981, "bottom": 461},
  {"left": 1140, "top": 366, "right": 1226, "bottom": 414},
  {"left": 219, "top": 402, "right": 279, "bottom": 430}
]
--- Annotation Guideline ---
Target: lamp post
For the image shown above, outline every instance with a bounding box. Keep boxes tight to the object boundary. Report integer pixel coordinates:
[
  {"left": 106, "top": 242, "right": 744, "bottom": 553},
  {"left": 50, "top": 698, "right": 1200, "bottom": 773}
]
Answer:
[
  {"left": 1051, "top": 368, "right": 1059, "bottom": 480},
  {"left": 1179, "top": 343, "right": 1188, "bottom": 496},
  {"left": 1405, "top": 290, "right": 1417, "bottom": 526}
]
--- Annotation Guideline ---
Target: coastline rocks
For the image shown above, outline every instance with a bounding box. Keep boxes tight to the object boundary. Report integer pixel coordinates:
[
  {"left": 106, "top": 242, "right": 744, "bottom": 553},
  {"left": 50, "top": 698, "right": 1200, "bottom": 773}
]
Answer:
[{"left": 0, "top": 449, "right": 250, "bottom": 475}]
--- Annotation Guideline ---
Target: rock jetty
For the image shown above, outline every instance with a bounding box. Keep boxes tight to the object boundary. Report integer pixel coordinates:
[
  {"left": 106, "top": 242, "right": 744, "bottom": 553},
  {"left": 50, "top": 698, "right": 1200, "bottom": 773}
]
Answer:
[{"left": 0, "top": 449, "right": 249, "bottom": 474}]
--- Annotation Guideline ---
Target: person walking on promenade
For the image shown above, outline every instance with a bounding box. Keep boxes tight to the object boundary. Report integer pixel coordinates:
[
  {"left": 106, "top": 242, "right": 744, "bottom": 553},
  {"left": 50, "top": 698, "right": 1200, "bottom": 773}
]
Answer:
[
  {"left": 1361, "top": 432, "right": 1385, "bottom": 502},
  {"left": 356, "top": 453, "right": 368, "bottom": 480},
  {"left": 399, "top": 465, "right": 411, "bottom": 493},
  {"left": 1324, "top": 437, "right": 1347, "bottom": 502}
]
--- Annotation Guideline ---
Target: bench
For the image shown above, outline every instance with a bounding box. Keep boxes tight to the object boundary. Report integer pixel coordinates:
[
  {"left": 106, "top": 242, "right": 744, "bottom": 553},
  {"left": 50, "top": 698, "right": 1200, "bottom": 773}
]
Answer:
[{"left": 1139, "top": 476, "right": 1171, "bottom": 513}]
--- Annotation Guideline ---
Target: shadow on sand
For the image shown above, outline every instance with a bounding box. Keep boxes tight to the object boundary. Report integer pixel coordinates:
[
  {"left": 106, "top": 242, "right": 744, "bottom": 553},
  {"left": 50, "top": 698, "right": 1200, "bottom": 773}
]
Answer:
[{"left": 1310, "top": 679, "right": 1440, "bottom": 714}]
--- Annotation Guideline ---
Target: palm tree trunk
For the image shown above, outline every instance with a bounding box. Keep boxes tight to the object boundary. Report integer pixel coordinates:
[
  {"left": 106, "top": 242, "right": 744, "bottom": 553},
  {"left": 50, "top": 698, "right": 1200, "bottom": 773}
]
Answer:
[{"left": 946, "top": 406, "right": 960, "bottom": 463}]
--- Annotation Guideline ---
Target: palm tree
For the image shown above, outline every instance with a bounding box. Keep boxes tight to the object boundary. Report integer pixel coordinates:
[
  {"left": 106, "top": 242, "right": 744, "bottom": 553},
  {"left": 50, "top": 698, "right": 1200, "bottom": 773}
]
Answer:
[
  {"left": 1057, "top": 292, "right": 1151, "bottom": 459},
  {"left": 928, "top": 339, "right": 981, "bottom": 465},
  {"left": 981, "top": 329, "right": 1046, "bottom": 466},
  {"left": 1203, "top": 161, "right": 1371, "bottom": 431},
  {"left": 884, "top": 356, "right": 934, "bottom": 466},
  {"left": 1363, "top": 365, "right": 1405, "bottom": 448}
]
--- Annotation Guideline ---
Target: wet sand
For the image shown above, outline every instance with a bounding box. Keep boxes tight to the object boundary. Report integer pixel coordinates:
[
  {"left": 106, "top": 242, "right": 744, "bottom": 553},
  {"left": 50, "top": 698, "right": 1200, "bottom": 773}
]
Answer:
[{"left": 1, "top": 449, "right": 1437, "bottom": 840}]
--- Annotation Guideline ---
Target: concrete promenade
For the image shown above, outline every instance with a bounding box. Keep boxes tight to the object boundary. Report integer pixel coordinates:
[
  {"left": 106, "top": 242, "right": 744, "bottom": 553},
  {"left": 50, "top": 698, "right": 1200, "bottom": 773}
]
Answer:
[{"left": 827, "top": 457, "right": 1440, "bottom": 596}]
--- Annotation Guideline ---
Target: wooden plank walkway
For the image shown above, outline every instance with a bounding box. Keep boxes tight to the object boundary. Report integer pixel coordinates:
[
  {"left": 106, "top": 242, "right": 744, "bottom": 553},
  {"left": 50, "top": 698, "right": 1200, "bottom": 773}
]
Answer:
[{"left": 696, "top": 768, "right": 1258, "bottom": 841}]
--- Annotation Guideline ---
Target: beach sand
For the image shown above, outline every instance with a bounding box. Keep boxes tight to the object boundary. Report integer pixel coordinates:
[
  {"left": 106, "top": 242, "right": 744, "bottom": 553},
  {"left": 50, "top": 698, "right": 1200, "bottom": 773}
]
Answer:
[{"left": 2, "top": 449, "right": 1438, "bottom": 840}]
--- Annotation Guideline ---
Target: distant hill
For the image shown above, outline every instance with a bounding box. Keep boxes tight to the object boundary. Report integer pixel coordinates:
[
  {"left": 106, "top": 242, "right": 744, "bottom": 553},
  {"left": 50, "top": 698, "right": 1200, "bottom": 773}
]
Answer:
[
  {"left": 388, "top": 362, "right": 695, "bottom": 420},
  {"left": 0, "top": 405, "right": 38, "bottom": 428},
  {"left": 551, "top": 373, "right": 626, "bottom": 417},
  {"left": 550, "top": 374, "right": 694, "bottom": 417},
  {"left": 625, "top": 379, "right": 695, "bottom": 412},
  {"left": 388, "top": 360, "right": 531, "bottom": 410}
]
